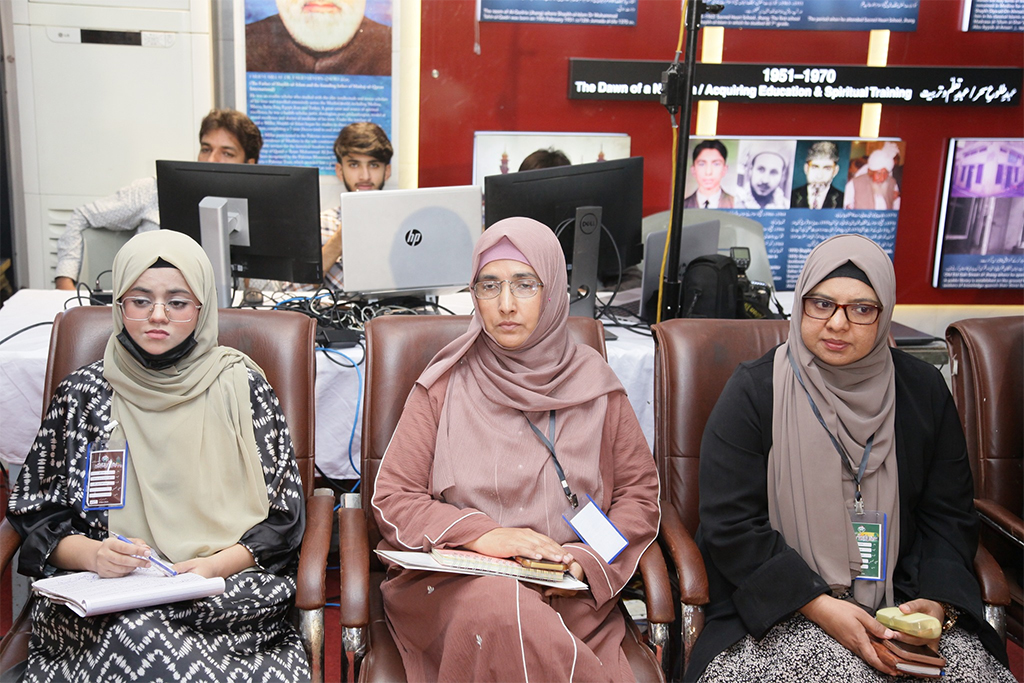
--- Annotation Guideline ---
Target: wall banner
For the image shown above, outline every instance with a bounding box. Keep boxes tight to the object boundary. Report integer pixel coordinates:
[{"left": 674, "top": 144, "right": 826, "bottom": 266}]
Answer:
[
  {"left": 933, "top": 139, "right": 1024, "bottom": 289},
  {"left": 478, "top": 0, "right": 637, "bottom": 26},
  {"left": 704, "top": 0, "right": 919, "bottom": 31},
  {"left": 961, "top": 0, "right": 1024, "bottom": 32},
  {"left": 241, "top": 0, "right": 395, "bottom": 176},
  {"left": 680, "top": 137, "right": 904, "bottom": 292},
  {"left": 568, "top": 59, "right": 1022, "bottom": 107}
]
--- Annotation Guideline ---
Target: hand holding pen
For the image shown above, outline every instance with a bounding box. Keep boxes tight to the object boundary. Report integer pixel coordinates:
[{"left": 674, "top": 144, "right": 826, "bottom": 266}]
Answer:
[{"left": 112, "top": 534, "right": 177, "bottom": 577}]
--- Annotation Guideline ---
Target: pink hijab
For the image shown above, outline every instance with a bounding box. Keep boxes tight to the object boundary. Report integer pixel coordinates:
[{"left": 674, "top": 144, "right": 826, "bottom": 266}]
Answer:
[
  {"left": 418, "top": 217, "right": 625, "bottom": 524},
  {"left": 417, "top": 217, "right": 623, "bottom": 410}
]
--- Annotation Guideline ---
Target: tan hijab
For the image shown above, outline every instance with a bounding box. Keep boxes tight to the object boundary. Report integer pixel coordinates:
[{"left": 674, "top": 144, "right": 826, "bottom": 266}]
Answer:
[
  {"left": 105, "top": 231, "right": 270, "bottom": 563},
  {"left": 418, "top": 218, "right": 625, "bottom": 532},
  {"left": 769, "top": 234, "right": 898, "bottom": 609}
]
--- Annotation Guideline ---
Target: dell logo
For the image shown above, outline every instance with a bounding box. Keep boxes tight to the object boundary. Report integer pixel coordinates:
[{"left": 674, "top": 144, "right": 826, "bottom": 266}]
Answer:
[
  {"left": 405, "top": 229, "right": 423, "bottom": 246},
  {"left": 579, "top": 213, "right": 598, "bottom": 235}
]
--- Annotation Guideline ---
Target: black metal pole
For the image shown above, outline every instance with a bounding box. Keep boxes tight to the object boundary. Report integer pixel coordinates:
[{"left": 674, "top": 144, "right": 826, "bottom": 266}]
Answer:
[{"left": 661, "top": 1, "right": 718, "bottom": 322}]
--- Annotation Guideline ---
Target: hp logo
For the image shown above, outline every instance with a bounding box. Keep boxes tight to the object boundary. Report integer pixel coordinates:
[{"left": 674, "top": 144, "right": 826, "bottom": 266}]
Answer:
[{"left": 405, "top": 229, "right": 423, "bottom": 246}]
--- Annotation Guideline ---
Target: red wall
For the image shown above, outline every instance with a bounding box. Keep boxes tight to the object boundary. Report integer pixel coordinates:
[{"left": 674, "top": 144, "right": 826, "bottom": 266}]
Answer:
[{"left": 418, "top": 0, "right": 1023, "bottom": 304}]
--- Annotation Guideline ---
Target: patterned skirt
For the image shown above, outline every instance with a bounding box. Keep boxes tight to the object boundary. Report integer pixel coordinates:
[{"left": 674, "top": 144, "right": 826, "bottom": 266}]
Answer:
[
  {"left": 23, "top": 572, "right": 310, "bottom": 683},
  {"left": 699, "top": 612, "right": 1014, "bottom": 683}
]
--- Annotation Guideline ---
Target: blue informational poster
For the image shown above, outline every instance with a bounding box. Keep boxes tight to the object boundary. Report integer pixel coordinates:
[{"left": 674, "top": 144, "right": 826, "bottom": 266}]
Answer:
[
  {"left": 683, "top": 137, "right": 903, "bottom": 292},
  {"left": 478, "top": 0, "right": 637, "bottom": 26},
  {"left": 933, "top": 139, "right": 1024, "bottom": 289},
  {"left": 704, "top": 0, "right": 919, "bottom": 31},
  {"left": 961, "top": 0, "right": 1024, "bottom": 32},
  {"left": 243, "top": 0, "right": 394, "bottom": 175}
]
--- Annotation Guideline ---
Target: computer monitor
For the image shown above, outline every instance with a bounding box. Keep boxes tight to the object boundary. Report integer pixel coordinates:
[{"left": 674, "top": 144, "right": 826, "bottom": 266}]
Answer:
[
  {"left": 483, "top": 157, "right": 645, "bottom": 281},
  {"left": 156, "top": 161, "right": 323, "bottom": 306}
]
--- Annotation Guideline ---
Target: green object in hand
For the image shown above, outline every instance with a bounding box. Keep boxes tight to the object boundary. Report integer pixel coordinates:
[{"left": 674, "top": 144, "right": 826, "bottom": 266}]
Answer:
[{"left": 875, "top": 606, "right": 942, "bottom": 640}]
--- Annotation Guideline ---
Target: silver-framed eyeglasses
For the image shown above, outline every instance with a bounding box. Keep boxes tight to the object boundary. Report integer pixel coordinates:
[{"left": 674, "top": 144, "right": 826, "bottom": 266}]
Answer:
[
  {"left": 471, "top": 278, "right": 544, "bottom": 300},
  {"left": 802, "top": 297, "right": 881, "bottom": 325},
  {"left": 118, "top": 297, "right": 202, "bottom": 323}
]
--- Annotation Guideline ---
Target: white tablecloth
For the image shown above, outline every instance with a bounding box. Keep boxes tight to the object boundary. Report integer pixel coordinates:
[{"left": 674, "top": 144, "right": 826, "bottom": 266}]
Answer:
[{"left": 0, "top": 290, "right": 655, "bottom": 480}]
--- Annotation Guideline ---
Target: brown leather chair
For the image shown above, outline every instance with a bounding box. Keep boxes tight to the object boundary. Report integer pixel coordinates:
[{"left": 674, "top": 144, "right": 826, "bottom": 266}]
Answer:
[
  {"left": 339, "top": 315, "right": 675, "bottom": 682},
  {"left": 947, "top": 316, "right": 1024, "bottom": 643},
  {"left": 0, "top": 306, "right": 335, "bottom": 682},
  {"left": 652, "top": 317, "right": 1012, "bottom": 668},
  {"left": 651, "top": 318, "right": 790, "bottom": 670}
]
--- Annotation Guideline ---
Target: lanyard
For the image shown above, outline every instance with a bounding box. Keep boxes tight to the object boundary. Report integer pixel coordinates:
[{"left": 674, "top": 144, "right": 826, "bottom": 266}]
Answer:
[
  {"left": 787, "top": 349, "right": 875, "bottom": 514},
  {"left": 523, "top": 410, "right": 578, "bottom": 509}
]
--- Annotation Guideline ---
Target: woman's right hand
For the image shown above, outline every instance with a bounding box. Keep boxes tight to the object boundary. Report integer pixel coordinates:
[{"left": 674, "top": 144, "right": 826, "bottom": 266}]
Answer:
[
  {"left": 799, "top": 594, "right": 899, "bottom": 676},
  {"left": 93, "top": 536, "right": 152, "bottom": 578},
  {"left": 463, "top": 527, "right": 574, "bottom": 565}
]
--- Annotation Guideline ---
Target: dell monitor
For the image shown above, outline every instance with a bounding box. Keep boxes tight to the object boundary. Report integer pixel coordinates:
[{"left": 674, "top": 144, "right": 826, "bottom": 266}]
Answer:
[
  {"left": 483, "top": 157, "right": 645, "bottom": 283},
  {"left": 156, "top": 161, "right": 323, "bottom": 306}
]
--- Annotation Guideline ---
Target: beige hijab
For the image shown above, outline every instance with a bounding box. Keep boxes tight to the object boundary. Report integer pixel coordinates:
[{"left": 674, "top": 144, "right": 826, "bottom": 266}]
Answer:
[
  {"left": 105, "top": 231, "right": 270, "bottom": 563},
  {"left": 418, "top": 218, "right": 625, "bottom": 527},
  {"left": 769, "top": 234, "right": 898, "bottom": 609}
]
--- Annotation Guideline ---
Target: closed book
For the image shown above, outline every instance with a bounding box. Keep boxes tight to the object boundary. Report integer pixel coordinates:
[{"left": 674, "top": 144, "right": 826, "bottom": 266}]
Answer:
[
  {"left": 871, "top": 639, "right": 946, "bottom": 678},
  {"left": 375, "top": 549, "right": 588, "bottom": 591}
]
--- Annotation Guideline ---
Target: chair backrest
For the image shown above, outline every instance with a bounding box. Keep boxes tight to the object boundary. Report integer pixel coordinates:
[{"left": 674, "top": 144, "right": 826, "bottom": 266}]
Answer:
[
  {"left": 42, "top": 306, "right": 317, "bottom": 496},
  {"left": 946, "top": 316, "right": 1024, "bottom": 515},
  {"left": 651, "top": 318, "right": 790, "bottom": 536},
  {"left": 361, "top": 315, "right": 607, "bottom": 558}
]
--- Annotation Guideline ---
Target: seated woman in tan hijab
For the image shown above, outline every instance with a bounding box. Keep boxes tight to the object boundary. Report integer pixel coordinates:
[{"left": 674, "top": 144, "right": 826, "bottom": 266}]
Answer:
[
  {"left": 8, "top": 231, "right": 308, "bottom": 682},
  {"left": 686, "top": 234, "right": 1012, "bottom": 682},
  {"left": 372, "top": 217, "right": 660, "bottom": 681}
]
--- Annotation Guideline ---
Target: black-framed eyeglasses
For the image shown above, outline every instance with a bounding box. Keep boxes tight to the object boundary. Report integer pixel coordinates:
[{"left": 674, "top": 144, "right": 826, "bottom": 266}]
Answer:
[
  {"left": 471, "top": 278, "right": 544, "bottom": 300},
  {"left": 118, "top": 297, "right": 202, "bottom": 323},
  {"left": 803, "top": 297, "right": 881, "bottom": 325}
]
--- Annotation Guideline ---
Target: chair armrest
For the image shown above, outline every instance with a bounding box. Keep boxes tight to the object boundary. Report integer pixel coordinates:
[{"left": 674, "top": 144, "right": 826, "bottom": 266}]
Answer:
[
  {"left": 975, "top": 498, "right": 1024, "bottom": 546},
  {"left": 295, "top": 491, "right": 335, "bottom": 611},
  {"left": 338, "top": 507, "right": 370, "bottom": 627},
  {"left": 973, "top": 544, "right": 1010, "bottom": 607},
  {"left": 637, "top": 540, "right": 675, "bottom": 625},
  {"left": 658, "top": 505, "right": 709, "bottom": 606},
  {"left": 1, "top": 517, "right": 22, "bottom": 577}
]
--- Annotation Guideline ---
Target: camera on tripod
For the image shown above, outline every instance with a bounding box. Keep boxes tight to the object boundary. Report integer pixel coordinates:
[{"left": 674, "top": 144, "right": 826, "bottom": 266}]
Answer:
[{"left": 730, "top": 246, "right": 775, "bottom": 319}]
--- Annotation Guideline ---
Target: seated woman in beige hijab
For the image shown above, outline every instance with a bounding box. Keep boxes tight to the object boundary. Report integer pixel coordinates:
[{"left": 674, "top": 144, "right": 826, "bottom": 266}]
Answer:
[
  {"left": 8, "top": 231, "right": 308, "bottom": 682},
  {"left": 686, "top": 234, "right": 1012, "bottom": 682},
  {"left": 372, "top": 217, "right": 660, "bottom": 681}
]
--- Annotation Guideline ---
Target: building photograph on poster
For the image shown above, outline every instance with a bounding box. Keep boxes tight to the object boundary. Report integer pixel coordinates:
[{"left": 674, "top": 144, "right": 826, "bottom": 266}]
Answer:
[
  {"left": 933, "top": 138, "right": 1024, "bottom": 289},
  {"left": 682, "top": 137, "right": 902, "bottom": 291},
  {"left": 241, "top": 0, "right": 395, "bottom": 176}
]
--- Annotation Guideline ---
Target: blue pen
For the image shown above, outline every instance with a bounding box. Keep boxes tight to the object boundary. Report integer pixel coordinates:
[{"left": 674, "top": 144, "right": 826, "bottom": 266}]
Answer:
[{"left": 115, "top": 534, "right": 178, "bottom": 576}]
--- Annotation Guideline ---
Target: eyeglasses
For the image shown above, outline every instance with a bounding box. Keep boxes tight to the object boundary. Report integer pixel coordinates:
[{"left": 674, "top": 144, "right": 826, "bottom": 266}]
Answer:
[
  {"left": 118, "top": 297, "right": 202, "bottom": 323},
  {"left": 471, "top": 278, "right": 544, "bottom": 300},
  {"left": 802, "top": 297, "right": 881, "bottom": 325}
]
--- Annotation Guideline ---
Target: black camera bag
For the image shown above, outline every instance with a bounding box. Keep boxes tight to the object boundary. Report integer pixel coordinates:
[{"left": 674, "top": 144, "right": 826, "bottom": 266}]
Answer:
[{"left": 681, "top": 254, "right": 741, "bottom": 318}]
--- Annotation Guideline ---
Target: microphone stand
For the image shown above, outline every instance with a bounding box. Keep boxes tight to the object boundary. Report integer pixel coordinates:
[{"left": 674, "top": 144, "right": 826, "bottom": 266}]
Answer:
[{"left": 659, "top": 1, "right": 723, "bottom": 322}]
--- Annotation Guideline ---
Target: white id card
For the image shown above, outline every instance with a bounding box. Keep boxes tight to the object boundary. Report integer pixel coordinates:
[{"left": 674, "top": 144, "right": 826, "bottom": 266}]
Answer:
[{"left": 563, "top": 495, "right": 628, "bottom": 563}]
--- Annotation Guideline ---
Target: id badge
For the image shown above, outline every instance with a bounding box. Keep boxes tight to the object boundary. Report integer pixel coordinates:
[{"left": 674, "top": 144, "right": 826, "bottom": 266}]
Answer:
[
  {"left": 83, "top": 442, "right": 128, "bottom": 511},
  {"left": 850, "top": 509, "right": 887, "bottom": 581},
  {"left": 563, "top": 494, "right": 629, "bottom": 564}
]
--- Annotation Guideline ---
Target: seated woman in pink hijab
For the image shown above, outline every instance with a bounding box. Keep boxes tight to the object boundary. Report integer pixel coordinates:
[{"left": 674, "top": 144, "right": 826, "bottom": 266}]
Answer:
[{"left": 372, "top": 217, "right": 660, "bottom": 681}]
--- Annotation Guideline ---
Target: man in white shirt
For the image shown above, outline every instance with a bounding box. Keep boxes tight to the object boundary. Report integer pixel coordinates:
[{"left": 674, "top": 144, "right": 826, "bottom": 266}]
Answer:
[
  {"left": 735, "top": 143, "right": 792, "bottom": 210},
  {"left": 684, "top": 140, "right": 735, "bottom": 209},
  {"left": 319, "top": 122, "right": 393, "bottom": 291},
  {"left": 845, "top": 149, "right": 901, "bottom": 210},
  {"left": 54, "top": 110, "right": 262, "bottom": 290}
]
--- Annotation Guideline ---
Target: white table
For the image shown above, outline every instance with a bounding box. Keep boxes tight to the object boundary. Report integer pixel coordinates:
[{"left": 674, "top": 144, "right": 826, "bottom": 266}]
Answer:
[{"left": 0, "top": 290, "right": 656, "bottom": 480}]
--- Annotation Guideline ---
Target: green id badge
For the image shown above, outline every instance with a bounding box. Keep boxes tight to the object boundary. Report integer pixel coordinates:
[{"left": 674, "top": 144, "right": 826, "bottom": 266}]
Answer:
[{"left": 850, "top": 509, "right": 887, "bottom": 581}]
